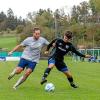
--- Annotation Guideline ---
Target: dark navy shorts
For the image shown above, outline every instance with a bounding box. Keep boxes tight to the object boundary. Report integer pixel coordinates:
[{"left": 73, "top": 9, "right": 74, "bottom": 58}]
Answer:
[
  {"left": 18, "top": 58, "right": 37, "bottom": 71},
  {"left": 48, "top": 58, "right": 68, "bottom": 72}
]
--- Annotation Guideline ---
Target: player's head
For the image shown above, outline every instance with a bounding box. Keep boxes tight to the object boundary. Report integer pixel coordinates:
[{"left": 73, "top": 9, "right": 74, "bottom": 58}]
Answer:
[
  {"left": 33, "top": 27, "right": 41, "bottom": 40},
  {"left": 63, "top": 31, "right": 73, "bottom": 42}
]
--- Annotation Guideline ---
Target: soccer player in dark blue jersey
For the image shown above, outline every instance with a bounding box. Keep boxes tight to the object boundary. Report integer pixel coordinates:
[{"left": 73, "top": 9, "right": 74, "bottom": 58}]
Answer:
[{"left": 40, "top": 31, "right": 91, "bottom": 88}]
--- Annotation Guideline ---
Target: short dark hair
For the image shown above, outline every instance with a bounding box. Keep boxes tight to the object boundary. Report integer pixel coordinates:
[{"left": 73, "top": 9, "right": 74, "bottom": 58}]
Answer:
[
  {"left": 64, "top": 31, "right": 73, "bottom": 39},
  {"left": 33, "top": 27, "right": 41, "bottom": 33}
]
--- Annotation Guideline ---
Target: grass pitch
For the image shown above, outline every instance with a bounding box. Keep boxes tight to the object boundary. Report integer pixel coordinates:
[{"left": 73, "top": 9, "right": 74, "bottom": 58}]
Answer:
[
  {"left": 0, "top": 59, "right": 100, "bottom": 100},
  {"left": 0, "top": 36, "right": 16, "bottom": 51}
]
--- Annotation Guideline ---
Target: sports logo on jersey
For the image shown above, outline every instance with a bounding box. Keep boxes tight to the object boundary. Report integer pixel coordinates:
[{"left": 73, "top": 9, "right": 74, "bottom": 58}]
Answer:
[
  {"left": 59, "top": 43, "right": 62, "bottom": 45},
  {"left": 58, "top": 47, "right": 66, "bottom": 52},
  {"left": 66, "top": 45, "right": 69, "bottom": 49},
  {"left": 30, "top": 43, "right": 41, "bottom": 49}
]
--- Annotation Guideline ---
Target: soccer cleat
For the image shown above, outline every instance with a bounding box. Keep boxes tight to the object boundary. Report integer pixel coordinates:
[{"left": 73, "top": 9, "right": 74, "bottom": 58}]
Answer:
[
  {"left": 13, "top": 86, "right": 17, "bottom": 90},
  {"left": 8, "top": 74, "right": 14, "bottom": 80},
  {"left": 40, "top": 78, "right": 47, "bottom": 85},
  {"left": 70, "top": 83, "right": 78, "bottom": 88}
]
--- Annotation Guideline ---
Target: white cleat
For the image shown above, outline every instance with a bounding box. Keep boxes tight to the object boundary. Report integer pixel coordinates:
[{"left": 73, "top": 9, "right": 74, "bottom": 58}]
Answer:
[{"left": 13, "top": 86, "right": 17, "bottom": 90}]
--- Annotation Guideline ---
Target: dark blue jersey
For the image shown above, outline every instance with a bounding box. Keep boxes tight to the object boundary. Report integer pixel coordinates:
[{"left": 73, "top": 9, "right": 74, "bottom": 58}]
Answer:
[{"left": 47, "top": 39, "right": 85, "bottom": 60}]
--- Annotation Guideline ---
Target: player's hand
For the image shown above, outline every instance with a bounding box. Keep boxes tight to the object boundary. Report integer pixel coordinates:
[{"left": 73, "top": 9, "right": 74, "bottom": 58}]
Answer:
[
  {"left": 44, "top": 51, "right": 49, "bottom": 55},
  {"left": 52, "top": 43, "right": 56, "bottom": 47},
  {"left": 8, "top": 51, "right": 13, "bottom": 56},
  {"left": 85, "top": 55, "right": 91, "bottom": 58}
]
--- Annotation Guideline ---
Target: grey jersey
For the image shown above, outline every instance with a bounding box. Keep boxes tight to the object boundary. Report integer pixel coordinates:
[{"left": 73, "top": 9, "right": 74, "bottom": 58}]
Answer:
[{"left": 20, "top": 37, "right": 49, "bottom": 63}]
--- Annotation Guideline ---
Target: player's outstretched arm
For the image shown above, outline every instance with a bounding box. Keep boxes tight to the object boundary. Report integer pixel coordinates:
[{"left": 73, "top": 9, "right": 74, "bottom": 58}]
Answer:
[
  {"left": 85, "top": 54, "right": 91, "bottom": 58},
  {"left": 71, "top": 44, "right": 92, "bottom": 58},
  {"left": 8, "top": 44, "right": 22, "bottom": 56}
]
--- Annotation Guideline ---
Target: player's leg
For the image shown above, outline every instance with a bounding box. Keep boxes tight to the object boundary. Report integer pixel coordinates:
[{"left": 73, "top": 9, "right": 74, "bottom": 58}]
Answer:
[
  {"left": 40, "top": 64, "right": 54, "bottom": 84},
  {"left": 63, "top": 71, "right": 78, "bottom": 88},
  {"left": 13, "top": 61, "right": 36, "bottom": 89},
  {"left": 8, "top": 67, "right": 23, "bottom": 80},
  {"left": 8, "top": 58, "right": 26, "bottom": 80},
  {"left": 56, "top": 61, "right": 78, "bottom": 88},
  {"left": 13, "top": 68, "right": 32, "bottom": 90},
  {"left": 40, "top": 58, "right": 55, "bottom": 85}
]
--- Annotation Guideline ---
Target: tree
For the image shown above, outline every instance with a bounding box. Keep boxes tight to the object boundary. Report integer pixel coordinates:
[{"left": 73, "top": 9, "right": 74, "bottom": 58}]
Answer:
[
  {"left": 71, "top": 5, "right": 79, "bottom": 23},
  {"left": 89, "top": 0, "right": 100, "bottom": 23},
  {"left": 77, "top": 1, "right": 90, "bottom": 24},
  {"left": 6, "top": 8, "right": 16, "bottom": 30},
  {"left": 0, "top": 11, "right": 7, "bottom": 31},
  {"left": 90, "top": 0, "right": 100, "bottom": 12},
  {"left": 35, "top": 9, "right": 55, "bottom": 40},
  {"left": 0, "top": 11, "right": 7, "bottom": 22}
]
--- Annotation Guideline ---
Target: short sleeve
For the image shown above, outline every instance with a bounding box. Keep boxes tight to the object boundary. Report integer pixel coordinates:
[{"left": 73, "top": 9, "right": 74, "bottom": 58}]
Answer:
[
  {"left": 20, "top": 37, "right": 29, "bottom": 46},
  {"left": 43, "top": 38, "right": 49, "bottom": 45}
]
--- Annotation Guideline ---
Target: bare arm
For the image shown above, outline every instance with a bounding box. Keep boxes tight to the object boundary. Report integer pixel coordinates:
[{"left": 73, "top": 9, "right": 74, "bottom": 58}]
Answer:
[{"left": 8, "top": 44, "right": 23, "bottom": 55}]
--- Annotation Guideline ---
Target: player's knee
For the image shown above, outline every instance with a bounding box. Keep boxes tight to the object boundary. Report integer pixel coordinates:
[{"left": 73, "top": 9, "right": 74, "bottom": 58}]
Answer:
[
  {"left": 64, "top": 71, "right": 72, "bottom": 77},
  {"left": 67, "top": 73, "right": 72, "bottom": 78},
  {"left": 25, "top": 72, "right": 31, "bottom": 77},
  {"left": 25, "top": 70, "right": 32, "bottom": 76},
  {"left": 16, "top": 69, "right": 22, "bottom": 74},
  {"left": 48, "top": 64, "right": 54, "bottom": 69}
]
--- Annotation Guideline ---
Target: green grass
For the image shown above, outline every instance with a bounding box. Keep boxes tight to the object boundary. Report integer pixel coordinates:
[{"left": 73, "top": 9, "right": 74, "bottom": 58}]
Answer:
[
  {"left": 0, "top": 36, "right": 17, "bottom": 51},
  {"left": 0, "top": 60, "right": 100, "bottom": 100}
]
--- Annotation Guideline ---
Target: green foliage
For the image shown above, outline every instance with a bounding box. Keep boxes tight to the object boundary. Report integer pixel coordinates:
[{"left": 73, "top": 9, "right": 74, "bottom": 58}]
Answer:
[
  {"left": 0, "top": 8, "right": 26, "bottom": 31},
  {"left": 0, "top": 60, "right": 100, "bottom": 100},
  {"left": 35, "top": 9, "right": 55, "bottom": 40},
  {"left": 16, "top": 25, "right": 24, "bottom": 34},
  {"left": 0, "top": 1, "right": 100, "bottom": 47},
  {"left": 90, "top": 0, "right": 100, "bottom": 12},
  {"left": 0, "top": 12, "right": 6, "bottom": 22}
]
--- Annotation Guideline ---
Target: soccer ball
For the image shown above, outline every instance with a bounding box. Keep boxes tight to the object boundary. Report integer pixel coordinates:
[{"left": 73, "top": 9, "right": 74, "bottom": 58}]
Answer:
[{"left": 45, "top": 83, "right": 55, "bottom": 92}]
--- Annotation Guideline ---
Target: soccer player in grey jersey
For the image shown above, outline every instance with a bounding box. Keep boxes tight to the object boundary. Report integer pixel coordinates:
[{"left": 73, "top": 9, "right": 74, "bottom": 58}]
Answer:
[{"left": 8, "top": 27, "right": 49, "bottom": 90}]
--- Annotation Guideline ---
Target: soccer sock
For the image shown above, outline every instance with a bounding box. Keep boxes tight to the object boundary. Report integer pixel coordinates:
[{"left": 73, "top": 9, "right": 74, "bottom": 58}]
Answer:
[
  {"left": 67, "top": 77, "right": 74, "bottom": 84},
  {"left": 42, "top": 68, "right": 51, "bottom": 79},
  {"left": 9, "top": 69, "right": 16, "bottom": 78},
  {"left": 14, "top": 75, "right": 27, "bottom": 88},
  {"left": 67, "top": 77, "right": 78, "bottom": 88},
  {"left": 11, "top": 69, "right": 16, "bottom": 74}
]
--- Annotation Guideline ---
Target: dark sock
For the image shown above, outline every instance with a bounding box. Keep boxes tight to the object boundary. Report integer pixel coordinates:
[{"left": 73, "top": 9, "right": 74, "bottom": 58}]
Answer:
[
  {"left": 67, "top": 77, "right": 74, "bottom": 84},
  {"left": 42, "top": 68, "right": 51, "bottom": 79},
  {"left": 67, "top": 77, "right": 78, "bottom": 88}
]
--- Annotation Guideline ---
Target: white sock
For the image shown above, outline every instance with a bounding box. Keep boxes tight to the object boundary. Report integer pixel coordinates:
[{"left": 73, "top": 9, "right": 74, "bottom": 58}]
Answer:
[
  {"left": 14, "top": 76, "right": 26, "bottom": 88},
  {"left": 10, "top": 69, "right": 16, "bottom": 76}
]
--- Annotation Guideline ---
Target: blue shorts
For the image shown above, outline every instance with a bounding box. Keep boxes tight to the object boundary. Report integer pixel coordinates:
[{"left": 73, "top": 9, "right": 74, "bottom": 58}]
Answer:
[
  {"left": 48, "top": 58, "right": 68, "bottom": 72},
  {"left": 18, "top": 58, "right": 37, "bottom": 71}
]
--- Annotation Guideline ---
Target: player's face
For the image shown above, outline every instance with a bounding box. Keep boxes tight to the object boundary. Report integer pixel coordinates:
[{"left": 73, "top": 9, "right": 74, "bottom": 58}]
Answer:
[
  {"left": 63, "top": 35, "right": 70, "bottom": 42},
  {"left": 33, "top": 30, "right": 40, "bottom": 40}
]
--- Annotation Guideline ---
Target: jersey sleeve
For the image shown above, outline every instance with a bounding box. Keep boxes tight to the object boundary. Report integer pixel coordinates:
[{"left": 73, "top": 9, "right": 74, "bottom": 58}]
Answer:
[
  {"left": 70, "top": 44, "right": 85, "bottom": 57},
  {"left": 20, "top": 37, "right": 29, "bottom": 46},
  {"left": 46, "top": 39, "right": 57, "bottom": 51},
  {"left": 43, "top": 38, "right": 49, "bottom": 45}
]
